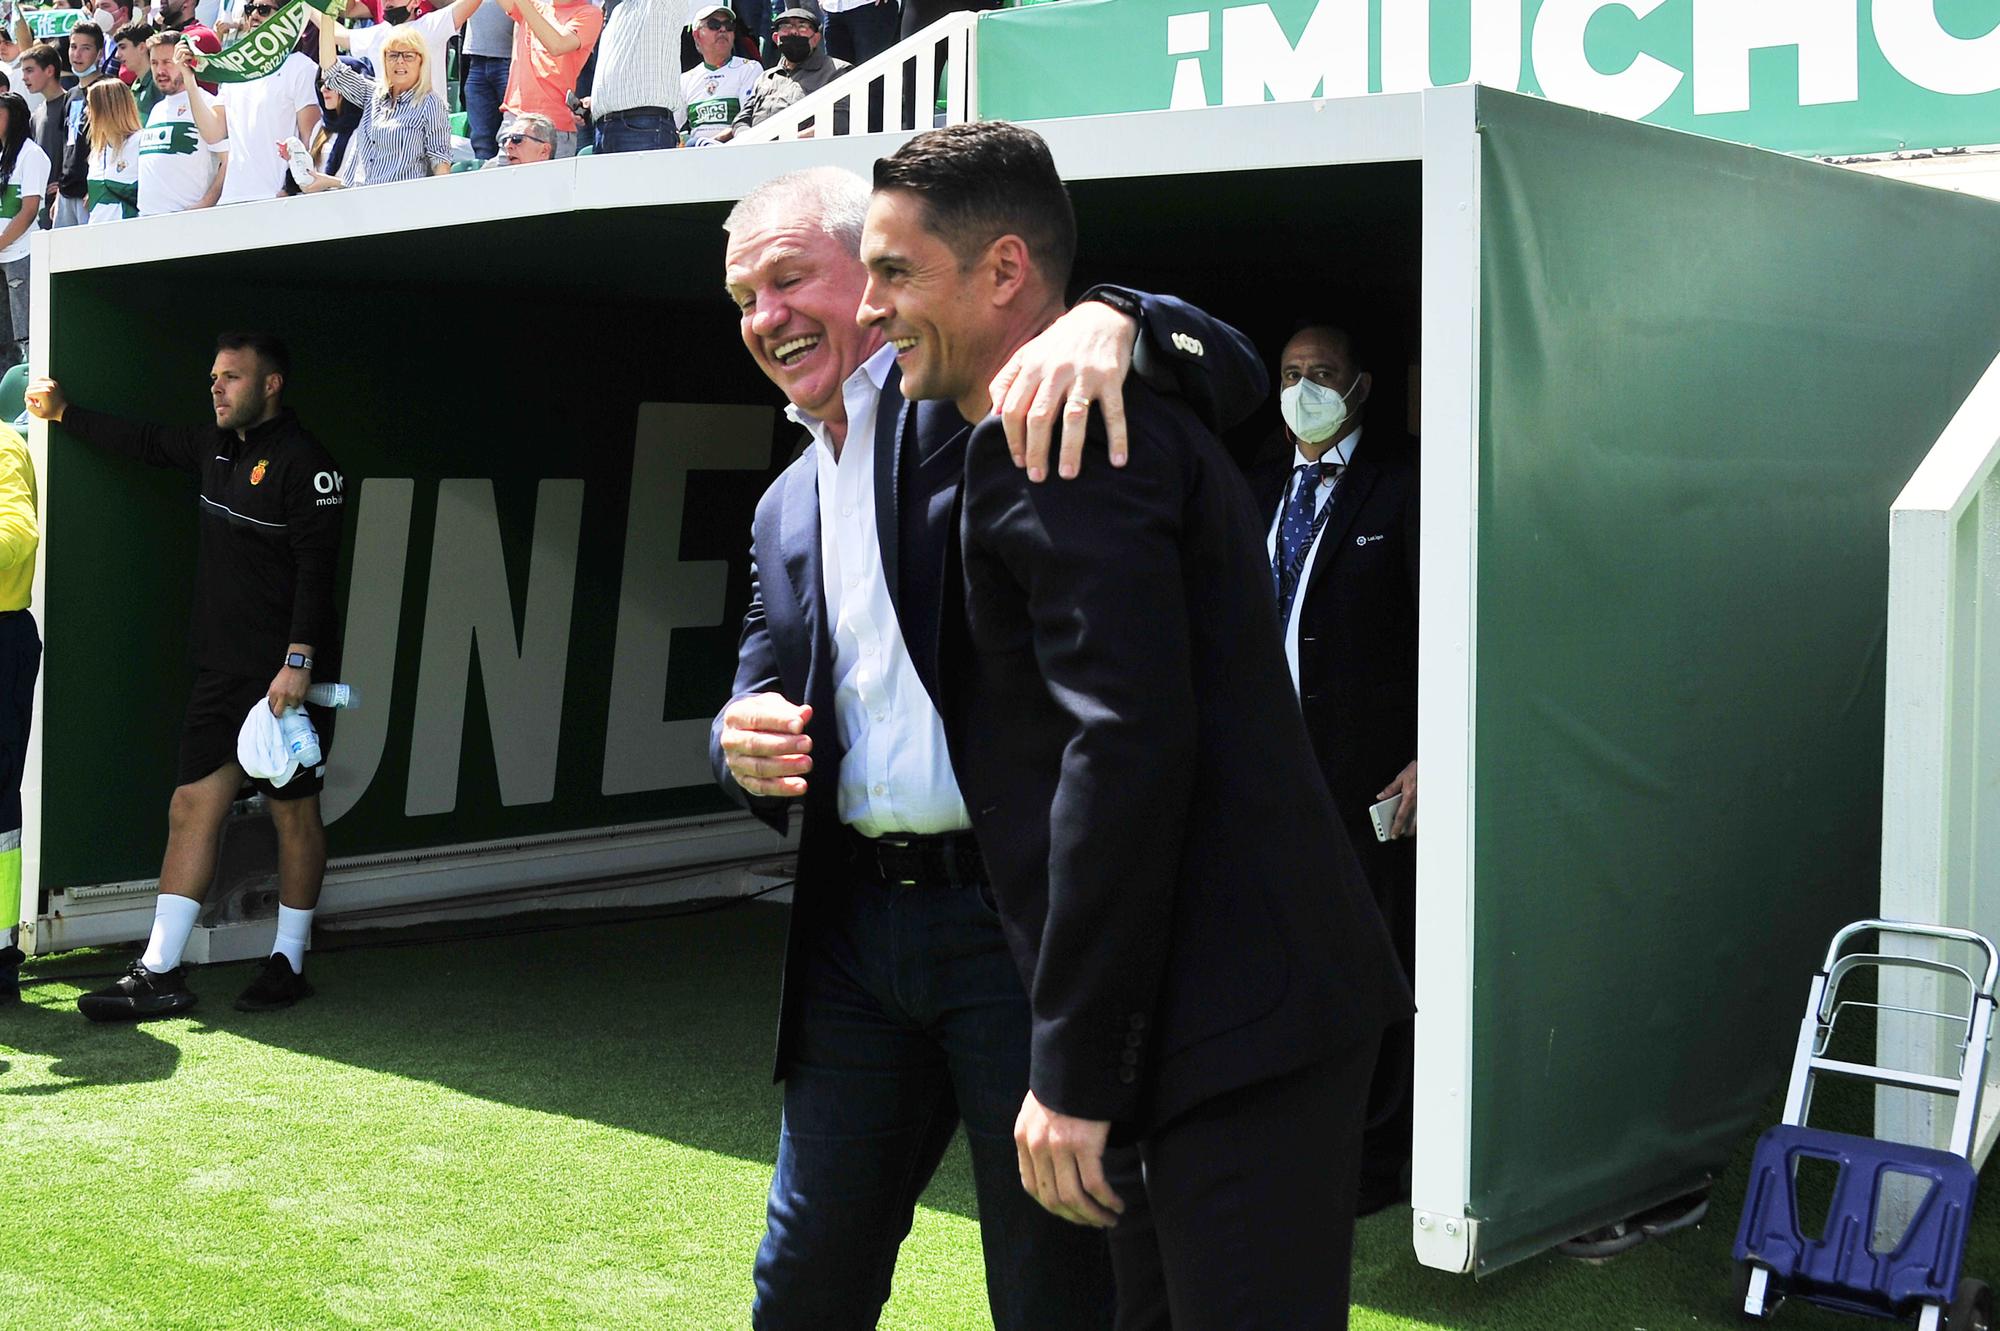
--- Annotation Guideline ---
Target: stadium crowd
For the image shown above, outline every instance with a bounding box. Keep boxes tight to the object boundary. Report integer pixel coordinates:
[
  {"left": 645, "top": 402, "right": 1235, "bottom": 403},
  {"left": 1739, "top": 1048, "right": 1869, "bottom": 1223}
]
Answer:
[{"left": 0, "top": 0, "right": 914, "bottom": 364}]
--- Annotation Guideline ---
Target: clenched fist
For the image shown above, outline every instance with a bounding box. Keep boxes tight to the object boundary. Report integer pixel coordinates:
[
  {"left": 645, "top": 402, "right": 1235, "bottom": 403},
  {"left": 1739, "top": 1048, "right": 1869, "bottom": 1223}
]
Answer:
[{"left": 719, "top": 692, "right": 814, "bottom": 798}]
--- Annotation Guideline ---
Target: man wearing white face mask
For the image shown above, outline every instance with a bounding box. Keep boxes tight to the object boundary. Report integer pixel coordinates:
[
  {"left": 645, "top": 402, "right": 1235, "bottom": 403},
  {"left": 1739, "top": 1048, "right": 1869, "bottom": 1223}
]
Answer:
[{"left": 1248, "top": 320, "right": 1418, "bottom": 1218}]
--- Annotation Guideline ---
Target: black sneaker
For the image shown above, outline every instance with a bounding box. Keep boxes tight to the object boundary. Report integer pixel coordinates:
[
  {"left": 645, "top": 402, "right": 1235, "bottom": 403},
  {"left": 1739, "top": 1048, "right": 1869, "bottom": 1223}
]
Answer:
[
  {"left": 77, "top": 959, "right": 198, "bottom": 1022},
  {"left": 0, "top": 945, "right": 21, "bottom": 1003},
  {"left": 234, "top": 954, "right": 313, "bottom": 1013}
]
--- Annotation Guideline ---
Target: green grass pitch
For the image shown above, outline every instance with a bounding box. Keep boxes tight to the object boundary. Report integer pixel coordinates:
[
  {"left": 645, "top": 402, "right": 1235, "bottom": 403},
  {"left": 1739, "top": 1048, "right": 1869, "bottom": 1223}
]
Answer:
[{"left": 4, "top": 902, "right": 1994, "bottom": 1329}]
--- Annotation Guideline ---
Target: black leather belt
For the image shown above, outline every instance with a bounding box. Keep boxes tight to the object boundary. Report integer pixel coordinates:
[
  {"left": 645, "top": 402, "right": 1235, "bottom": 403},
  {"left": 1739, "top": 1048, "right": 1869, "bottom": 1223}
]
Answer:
[
  {"left": 599, "top": 105, "right": 673, "bottom": 121},
  {"left": 846, "top": 827, "right": 984, "bottom": 887}
]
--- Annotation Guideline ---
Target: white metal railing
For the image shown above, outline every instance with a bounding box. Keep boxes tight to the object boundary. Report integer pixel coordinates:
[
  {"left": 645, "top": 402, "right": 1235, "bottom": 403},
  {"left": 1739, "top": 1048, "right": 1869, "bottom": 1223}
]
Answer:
[
  {"left": 1876, "top": 345, "right": 2000, "bottom": 1175},
  {"left": 732, "top": 11, "right": 979, "bottom": 144}
]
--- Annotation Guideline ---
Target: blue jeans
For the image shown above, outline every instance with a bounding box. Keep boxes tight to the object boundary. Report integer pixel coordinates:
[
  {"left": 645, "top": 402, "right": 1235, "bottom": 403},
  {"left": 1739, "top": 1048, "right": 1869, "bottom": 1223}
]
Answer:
[
  {"left": 592, "top": 110, "right": 679, "bottom": 154},
  {"left": 752, "top": 867, "right": 1115, "bottom": 1331},
  {"left": 463, "top": 54, "right": 510, "bottom": 160}
]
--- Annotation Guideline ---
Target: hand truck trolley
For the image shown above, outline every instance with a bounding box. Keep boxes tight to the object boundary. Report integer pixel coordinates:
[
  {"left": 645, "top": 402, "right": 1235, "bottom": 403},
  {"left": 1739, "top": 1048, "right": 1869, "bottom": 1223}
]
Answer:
[{"left": 1734, "top": 918, "right": 1999, "bottom": 1329}]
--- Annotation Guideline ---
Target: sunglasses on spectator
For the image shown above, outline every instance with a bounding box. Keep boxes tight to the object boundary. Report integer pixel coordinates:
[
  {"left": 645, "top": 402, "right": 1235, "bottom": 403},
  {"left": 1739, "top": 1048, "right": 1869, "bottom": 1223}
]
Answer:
[
  {"left": 242, "top": 4, "right": 277, "bottom": 15},
  {"left": 500, "top": 132, "right": 538, "bottom": 146},
  {"left": 700, "top": 16, "right": 735, "bottom": 29}
]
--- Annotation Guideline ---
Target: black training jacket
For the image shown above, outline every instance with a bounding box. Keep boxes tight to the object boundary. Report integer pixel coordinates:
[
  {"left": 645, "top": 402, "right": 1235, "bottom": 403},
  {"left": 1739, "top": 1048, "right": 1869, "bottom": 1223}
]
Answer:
[{"left": 64, "top": 404, "right": 346, "bottom": 680}]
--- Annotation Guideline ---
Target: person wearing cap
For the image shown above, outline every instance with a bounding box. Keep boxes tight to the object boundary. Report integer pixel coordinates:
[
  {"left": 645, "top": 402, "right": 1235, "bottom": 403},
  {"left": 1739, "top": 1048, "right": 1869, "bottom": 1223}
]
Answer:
[
  {"left": 580, "top": 0, "right": 684, "bottom": 153},
  {"left": 731, "top": 0, "right": 845, "bottom": 136},
  {"left": 679, "top": 3, "right": 756, "bottom": 146},
  {"left": 495, "top": 0, "right": 600, "bottom": 157},
  {"left": 481, "top": 110, "right": 553, "bottom": 165}
]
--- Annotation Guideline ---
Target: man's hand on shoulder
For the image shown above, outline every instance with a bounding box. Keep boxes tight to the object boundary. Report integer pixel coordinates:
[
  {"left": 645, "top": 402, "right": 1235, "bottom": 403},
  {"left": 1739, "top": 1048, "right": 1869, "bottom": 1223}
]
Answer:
[
  {"left": 988, "top": 299, "right": 1135, "bottom": 484},
  {"left": 23, "top": 377, "right": 65, "bottom": 422},
  {"left": 1015, "top": 1090, "right": 1122, "bottom": 1229},
  {"left": 719, "top": 691, "right": 814, "bottom": 798}
]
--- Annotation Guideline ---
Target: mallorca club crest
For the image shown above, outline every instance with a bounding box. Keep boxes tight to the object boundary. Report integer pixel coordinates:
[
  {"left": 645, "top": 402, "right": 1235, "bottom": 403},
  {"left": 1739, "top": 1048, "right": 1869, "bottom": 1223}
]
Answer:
[{"left": 250, "top": 459, "right": 269, "bottom": 486}]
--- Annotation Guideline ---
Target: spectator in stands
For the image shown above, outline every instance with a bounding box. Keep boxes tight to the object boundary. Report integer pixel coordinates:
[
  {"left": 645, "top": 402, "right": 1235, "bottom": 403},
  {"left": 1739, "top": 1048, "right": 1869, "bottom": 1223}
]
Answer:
[
  {"left": 495, "top": 0, "right": 598, "bottom": 158},
  {"left": 83, "top": 75, "right": 140, "bottom": 219},
  {"left": 0, "top": 92, "right": 49, "bottom": 366},
  {"left": 0, "top": 34, "right": 37, "bottom": 117},
  {"left": 296, "top": 20, "right": 448, "bottom": 187},
  {"left": 732, "top": 0, "right": 844, "bottom": 135},
  {"left": 680, "top": 4, "right": 756, "bottom": 146},
  {"left": 332, "top": 0, "right": 483, "bottom": 104},
  {"left": 151, "top": 0, "right": 217, "bottom": 52},
  {"left": 138, "top": 31, "right": 222, "bottom": 213},
  {"left": 480, "top": 109, "right": 551, "bottom": 166},
  {"left": 178, "top": 1, "right": 321, "bottom": 204},
  {"left": 583, "top": 0, "right": 683, "bottom": 154},
  {"left": 820, "top": 0, "right": 892, "bottom": 67},
  {"left": 22, "top": 44, "right": 65, "bottom": 223},
  {"left": 291, "top": 53, "right": 367, "bottom": 181},
  {"left": 459, "top": 0, "right": 513, "bottom": 159},
  {"left": 51, "top": 20, "right": 109, "bottom": 227},
  {"left": 112, "top": 20, "right": 158, "bottom": 116}
]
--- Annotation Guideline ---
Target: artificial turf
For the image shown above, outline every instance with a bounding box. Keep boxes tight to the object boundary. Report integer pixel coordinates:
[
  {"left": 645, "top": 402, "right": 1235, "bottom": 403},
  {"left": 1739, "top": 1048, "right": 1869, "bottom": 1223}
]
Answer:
[{"left": 3, "top": 901, "right": 1995, "bottom": 1330}]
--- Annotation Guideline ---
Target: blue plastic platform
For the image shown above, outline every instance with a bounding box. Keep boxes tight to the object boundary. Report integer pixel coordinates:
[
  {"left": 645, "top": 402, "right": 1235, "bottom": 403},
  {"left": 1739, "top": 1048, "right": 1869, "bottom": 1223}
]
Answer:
[{"left": 1735, "top": 1125, "right": 1980, "bottom": 1320}]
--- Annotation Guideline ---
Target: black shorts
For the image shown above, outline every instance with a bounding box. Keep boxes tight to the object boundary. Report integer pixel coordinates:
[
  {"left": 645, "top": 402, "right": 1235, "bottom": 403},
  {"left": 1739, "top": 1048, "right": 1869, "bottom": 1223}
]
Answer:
[{"left": 178, "top": 669, "right": 336, "bottom": 801}]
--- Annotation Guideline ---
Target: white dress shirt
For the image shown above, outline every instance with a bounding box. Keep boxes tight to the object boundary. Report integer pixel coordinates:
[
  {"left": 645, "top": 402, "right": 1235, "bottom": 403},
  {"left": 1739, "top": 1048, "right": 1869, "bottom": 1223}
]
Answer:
[
  {"left": 791, "top": 343, "right": 971, "bottom": 837},
  {"left": 1266, "top": 428, "right": 1360, "bottom": 694}
]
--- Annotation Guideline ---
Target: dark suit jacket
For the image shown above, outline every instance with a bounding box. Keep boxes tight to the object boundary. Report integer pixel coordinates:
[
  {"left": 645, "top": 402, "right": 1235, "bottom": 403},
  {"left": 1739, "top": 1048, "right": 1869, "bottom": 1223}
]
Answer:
[
  {"left": 708, "top": 291, "right": 1269, "bottom": 1082},
  {"left": 1249, "top": 427, "right": 1419, "bottom": 805},
  {"left": 952, "top": 386, "right": 1411, "bottom": 1134}
]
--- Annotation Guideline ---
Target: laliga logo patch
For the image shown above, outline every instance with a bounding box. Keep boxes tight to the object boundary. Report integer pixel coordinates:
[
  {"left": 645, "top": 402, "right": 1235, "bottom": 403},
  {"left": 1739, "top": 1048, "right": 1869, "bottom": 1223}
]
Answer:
[{"left": 249, "top": 459, "right": 269, "bottom": 486}]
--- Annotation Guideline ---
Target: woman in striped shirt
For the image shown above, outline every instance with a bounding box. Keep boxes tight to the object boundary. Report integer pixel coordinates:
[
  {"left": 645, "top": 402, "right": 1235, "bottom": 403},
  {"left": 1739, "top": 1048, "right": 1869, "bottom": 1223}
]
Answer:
[{"left": 298, "top": 19, "right": 450, "bottom": 189}]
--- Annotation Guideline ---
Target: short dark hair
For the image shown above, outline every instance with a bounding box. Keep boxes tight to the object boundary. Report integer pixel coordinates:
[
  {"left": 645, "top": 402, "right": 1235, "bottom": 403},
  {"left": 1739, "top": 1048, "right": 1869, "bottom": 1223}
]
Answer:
[
  {"left": 1289, "top": 320, "right": 1365, "bottom": 371},
  {"left": 217, "top": 331, "right": 291, "bottom": 384},
  {"left": 113, "top": 20, "right": 155, "bottom": 47},
  {"left": 872, "top": 121, "right": 1077, "bottom": 293},
  {"left": 145, "top": 29, "right": 182, "bottom": 51},
  {"left": 22, "top": 44, "right": 62, "bottom": 72},
  {"left": 70, "top": 20, "right": 104, "bottom": 47}
]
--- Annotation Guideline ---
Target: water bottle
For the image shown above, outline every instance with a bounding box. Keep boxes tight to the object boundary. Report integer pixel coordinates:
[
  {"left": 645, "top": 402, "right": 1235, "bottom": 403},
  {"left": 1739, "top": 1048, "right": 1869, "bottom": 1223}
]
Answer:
[
  {"left": 277, "top": 707, "right": 321, "bottom": 769},
  {"left": 305, "top": 683, "right": 360, "bottom": 709},
  {"left": 283, "top": 136, "right": 315, "bottom": 189}
]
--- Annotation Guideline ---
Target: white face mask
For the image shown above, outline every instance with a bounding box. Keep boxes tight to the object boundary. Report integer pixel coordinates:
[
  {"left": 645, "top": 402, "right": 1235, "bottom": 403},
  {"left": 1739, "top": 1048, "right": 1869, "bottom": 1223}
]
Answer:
[{"left": 1280, "top": 376, "right": 1362, "bottom": 446}]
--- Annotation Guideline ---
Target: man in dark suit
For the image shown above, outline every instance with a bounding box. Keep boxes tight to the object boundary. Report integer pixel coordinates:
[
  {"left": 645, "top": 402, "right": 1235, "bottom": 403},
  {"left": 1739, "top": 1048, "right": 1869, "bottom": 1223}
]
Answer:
[
  {"left": 709, "top": 164, "right": 1268, "bottom": 1330},
  {"left": 857, "top": 122, "right": 1410, "bottom": 1330},
  {"left": 1250, "top": 322, "right": 1419, "bottom": 1214}
]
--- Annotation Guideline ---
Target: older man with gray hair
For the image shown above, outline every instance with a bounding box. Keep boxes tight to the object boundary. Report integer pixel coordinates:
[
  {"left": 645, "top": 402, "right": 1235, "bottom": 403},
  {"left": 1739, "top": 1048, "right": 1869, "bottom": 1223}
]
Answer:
[
  {"left": 482, "top": 113, "right": 556, "bottom": 166},
  {"left": 711, "top": 164, "right": 1270, "bottom": 1329}
]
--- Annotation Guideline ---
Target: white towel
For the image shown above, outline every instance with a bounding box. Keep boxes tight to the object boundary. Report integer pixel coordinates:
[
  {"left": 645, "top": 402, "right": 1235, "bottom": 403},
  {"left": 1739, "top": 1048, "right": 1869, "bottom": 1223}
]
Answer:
[{"left": 237, "top": 700, "right": 301, "bottom": 789}]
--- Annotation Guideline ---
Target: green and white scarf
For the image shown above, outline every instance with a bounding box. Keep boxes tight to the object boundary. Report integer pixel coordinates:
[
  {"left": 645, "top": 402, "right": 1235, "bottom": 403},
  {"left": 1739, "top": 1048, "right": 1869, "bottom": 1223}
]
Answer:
[{"left": 186, "top": 0, "right": 343, "bottom": 84}]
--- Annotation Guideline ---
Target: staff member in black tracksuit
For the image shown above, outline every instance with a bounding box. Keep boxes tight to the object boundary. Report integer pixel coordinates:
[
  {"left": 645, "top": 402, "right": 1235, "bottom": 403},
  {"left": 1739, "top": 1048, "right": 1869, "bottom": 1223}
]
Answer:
[{"left": 26, "top": 332, "right": 347, "bottom": 1019}]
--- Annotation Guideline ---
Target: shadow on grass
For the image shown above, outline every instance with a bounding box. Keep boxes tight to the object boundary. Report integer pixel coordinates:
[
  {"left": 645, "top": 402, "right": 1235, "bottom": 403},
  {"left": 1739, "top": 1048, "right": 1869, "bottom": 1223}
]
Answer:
[
  {"left": 116, "top": 900, "right": 981, "bottom": 1223},
  {"left": 0, "top": 994, "right": 182, "bottom": 1093}
]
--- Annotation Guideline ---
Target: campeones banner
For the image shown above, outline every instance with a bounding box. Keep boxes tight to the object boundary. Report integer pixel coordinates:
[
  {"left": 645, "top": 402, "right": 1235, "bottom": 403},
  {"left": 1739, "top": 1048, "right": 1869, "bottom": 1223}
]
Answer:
[
  {"left": 978, "top": 0, "right": 2000, "bottom": 158},
  {"left": 187, "top": 0, "right": 341, "bottom": 82},
  {"left": 17, "top": 6, "right": 80, "bottom": 38}
]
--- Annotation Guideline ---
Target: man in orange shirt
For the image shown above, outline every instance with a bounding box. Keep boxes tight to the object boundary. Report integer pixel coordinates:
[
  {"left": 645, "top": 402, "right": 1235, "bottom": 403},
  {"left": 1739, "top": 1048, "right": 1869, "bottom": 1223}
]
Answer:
[{"left": 496, "top": 0, "right": 601, "bottom": 157}]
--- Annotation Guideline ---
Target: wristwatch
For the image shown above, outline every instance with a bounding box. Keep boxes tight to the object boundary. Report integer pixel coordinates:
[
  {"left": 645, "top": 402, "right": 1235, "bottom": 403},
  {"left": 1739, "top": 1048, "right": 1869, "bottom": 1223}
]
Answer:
[
  {"left": 285, "top": 652, "right": 314, "bottom": 671},
  {"left": 1084, "top": 285, "right": 1143, "bottom": 324}
]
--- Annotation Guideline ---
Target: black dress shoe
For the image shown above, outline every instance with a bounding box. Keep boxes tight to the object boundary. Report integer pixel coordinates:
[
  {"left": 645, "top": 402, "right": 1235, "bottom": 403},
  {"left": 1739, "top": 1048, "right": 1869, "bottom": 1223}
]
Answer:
[
  {"left": 234, "top": 954, "right": 313, "bottom": 1013},
  {"left": 77, "top": 959, "right": 198, "bottom": 1022},
  {"left": 0, "top": 944, "right": 21, "bottom": 1003}
]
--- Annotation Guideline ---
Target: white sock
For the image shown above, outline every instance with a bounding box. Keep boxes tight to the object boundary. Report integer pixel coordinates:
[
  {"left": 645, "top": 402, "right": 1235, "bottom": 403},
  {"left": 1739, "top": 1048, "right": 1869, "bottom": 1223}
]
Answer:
[
  {"left": 272, "top": 905, "right": 313, "bottom": 972},
  {"left": 140, "top": 894, "right": 202, "bottom": 974}
]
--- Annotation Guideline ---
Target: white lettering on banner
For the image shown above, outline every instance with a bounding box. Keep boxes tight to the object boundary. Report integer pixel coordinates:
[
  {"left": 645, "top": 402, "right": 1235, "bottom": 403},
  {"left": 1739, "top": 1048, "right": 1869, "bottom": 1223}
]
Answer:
[
  {"left": 1873, "top": 0, "right": 2000, "bottom": 97},
  {"left": 1178, "top": 0, "right": 1999, "bottom": 132},
  {"left": 1692, "top": 0, "right": 1858, "bottom": 115},
  {"left": 1168, "top": 10, "right": 1212, "bottom": 109},
  {"left": 1531, "top": 0, "right": 1683, "bottom": 121},
  {"left": 323, "top": 478, "right": 414, "bottom": 825},
  {"left": 405, "top": 478, "right": 585, "bottom": 815},
  {"left": 1380, "top": 0, "right": 1520, "bottom": 95},
  {"left": 1219, "top": 0, "right": 1366, "bottom": 106},
  {"left": 602, "top": 402, "right": 775, "bottom": 797}
]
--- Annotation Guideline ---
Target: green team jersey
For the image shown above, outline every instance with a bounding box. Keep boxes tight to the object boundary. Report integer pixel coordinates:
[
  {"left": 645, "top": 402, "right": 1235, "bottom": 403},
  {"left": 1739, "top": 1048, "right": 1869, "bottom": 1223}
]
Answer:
[{"left": 681, "top": 56, "right": 760, "bottom": 146}]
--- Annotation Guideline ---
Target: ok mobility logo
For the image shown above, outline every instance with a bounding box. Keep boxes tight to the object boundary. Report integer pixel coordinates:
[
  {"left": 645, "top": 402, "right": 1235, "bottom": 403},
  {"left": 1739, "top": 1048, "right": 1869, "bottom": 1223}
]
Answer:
[{"left": 1164, "top": 0, "right": 2000, "bottom": 133}]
